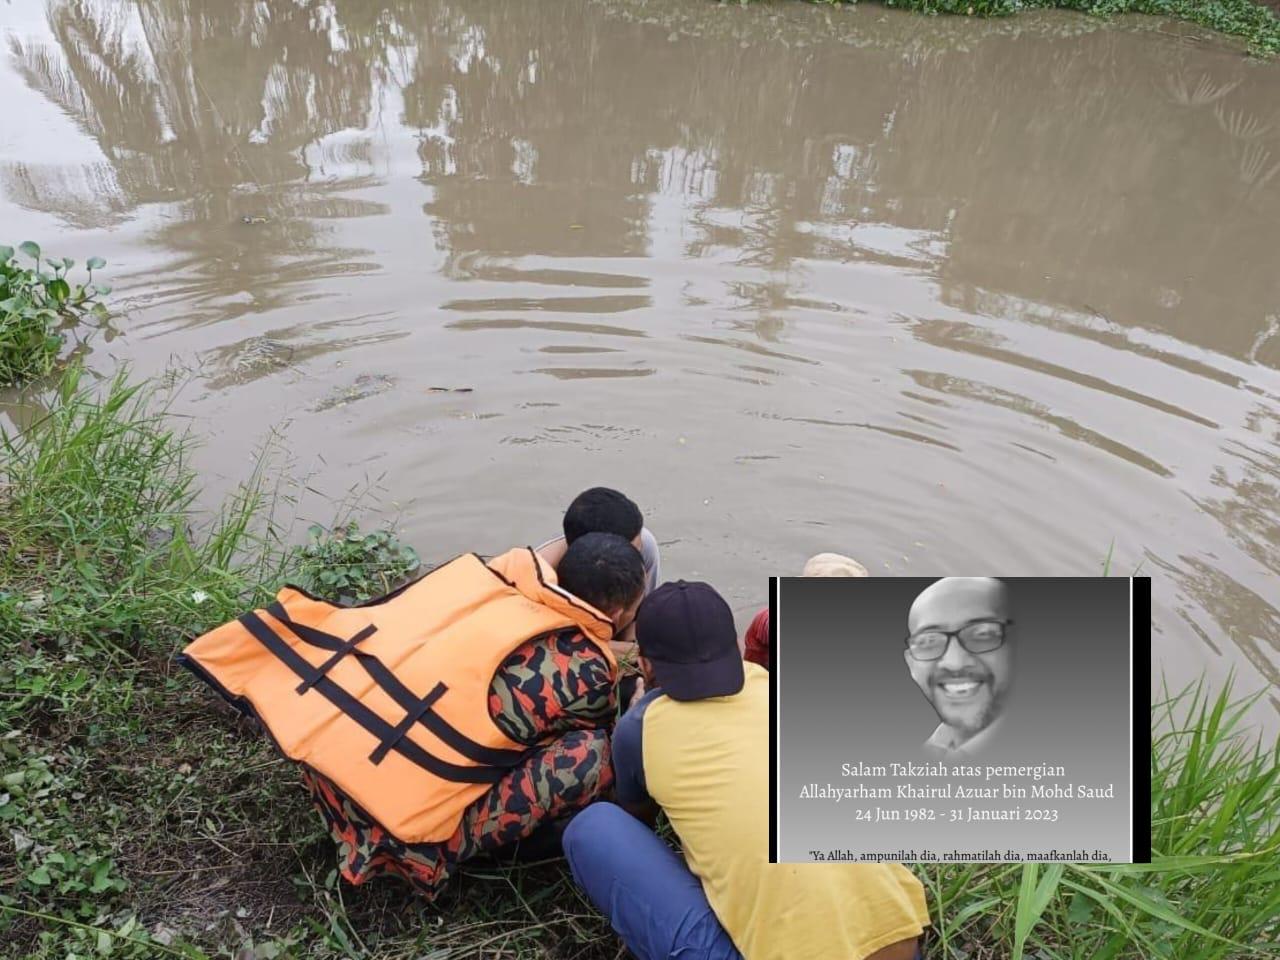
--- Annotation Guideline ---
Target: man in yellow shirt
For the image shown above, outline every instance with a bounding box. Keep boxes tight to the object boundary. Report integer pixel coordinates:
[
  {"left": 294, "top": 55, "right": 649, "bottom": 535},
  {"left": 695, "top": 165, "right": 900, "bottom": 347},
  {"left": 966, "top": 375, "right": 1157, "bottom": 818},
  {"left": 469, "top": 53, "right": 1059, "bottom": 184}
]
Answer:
[{"left": 563, "top": 581, "right": 931, "bottom": 960}]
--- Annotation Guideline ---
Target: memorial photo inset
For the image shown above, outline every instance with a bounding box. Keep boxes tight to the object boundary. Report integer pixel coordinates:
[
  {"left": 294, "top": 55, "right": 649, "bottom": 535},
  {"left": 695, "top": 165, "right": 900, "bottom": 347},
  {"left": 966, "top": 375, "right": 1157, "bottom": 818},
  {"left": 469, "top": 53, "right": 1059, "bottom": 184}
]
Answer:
[
  {"left": 905, "top": 577, "right": 1017, "bottom": 759},
  {"left": 772, "top": 577, "right": 1147, "bottom": 865}
]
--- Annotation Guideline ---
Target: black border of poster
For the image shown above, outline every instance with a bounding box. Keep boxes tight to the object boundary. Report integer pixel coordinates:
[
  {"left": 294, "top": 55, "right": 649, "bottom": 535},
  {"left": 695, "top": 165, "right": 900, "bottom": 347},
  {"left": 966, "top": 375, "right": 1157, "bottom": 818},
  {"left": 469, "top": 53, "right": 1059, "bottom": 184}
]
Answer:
[
  {"left": 1132, "top": 576, "right": 1152, "bottom": 863},
  {"left": 767, "top": 575, "right": 779, "bottom": 865},
  {"left": 769, "top": 576, "right": 1153, "bottom": 864}
]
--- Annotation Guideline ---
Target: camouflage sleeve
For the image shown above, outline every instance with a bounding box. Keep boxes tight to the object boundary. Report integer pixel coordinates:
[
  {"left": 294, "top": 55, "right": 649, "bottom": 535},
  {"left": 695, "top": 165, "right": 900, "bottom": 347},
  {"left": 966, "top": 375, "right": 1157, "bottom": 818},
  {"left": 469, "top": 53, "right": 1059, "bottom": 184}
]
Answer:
[{"left": 487, "top": 629, "right": 616, "bottom": 745}]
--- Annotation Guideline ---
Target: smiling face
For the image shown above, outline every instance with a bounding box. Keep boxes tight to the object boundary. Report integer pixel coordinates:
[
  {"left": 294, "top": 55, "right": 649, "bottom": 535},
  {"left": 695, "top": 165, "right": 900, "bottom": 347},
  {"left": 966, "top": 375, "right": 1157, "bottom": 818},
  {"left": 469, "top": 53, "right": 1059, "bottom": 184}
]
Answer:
[{"left": 905, "top": 578, "right": 1014, "bottom": 741}]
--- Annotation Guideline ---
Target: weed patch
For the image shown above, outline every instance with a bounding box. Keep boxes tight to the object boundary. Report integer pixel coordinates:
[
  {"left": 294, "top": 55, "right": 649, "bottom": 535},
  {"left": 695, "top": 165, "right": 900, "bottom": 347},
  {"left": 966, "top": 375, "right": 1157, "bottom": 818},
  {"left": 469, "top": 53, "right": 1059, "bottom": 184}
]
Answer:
[
  {"left": 0, "top": 243, "right": 111, "bottom": 386},
  {"left": 291, "top": 521, "right": 421, "bottom": 605},
  {"left": 803, "top": 0, "right": 1280, "bottom": 55}
]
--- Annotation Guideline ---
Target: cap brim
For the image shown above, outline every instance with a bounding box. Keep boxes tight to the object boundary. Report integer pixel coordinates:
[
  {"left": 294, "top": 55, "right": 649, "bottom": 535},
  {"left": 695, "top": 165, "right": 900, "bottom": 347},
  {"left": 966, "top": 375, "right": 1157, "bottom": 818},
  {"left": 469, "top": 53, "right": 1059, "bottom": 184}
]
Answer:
[{"left": 647, "top": 648, "right": 745, "bottom": 702}]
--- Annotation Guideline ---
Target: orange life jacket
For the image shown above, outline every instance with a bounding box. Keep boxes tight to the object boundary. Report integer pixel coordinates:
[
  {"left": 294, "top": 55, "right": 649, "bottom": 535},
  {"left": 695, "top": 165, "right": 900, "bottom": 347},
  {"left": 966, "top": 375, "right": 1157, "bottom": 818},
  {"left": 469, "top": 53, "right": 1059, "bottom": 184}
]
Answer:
[{"left": 179, "top": 546, "right": 617, "bottom": 844}]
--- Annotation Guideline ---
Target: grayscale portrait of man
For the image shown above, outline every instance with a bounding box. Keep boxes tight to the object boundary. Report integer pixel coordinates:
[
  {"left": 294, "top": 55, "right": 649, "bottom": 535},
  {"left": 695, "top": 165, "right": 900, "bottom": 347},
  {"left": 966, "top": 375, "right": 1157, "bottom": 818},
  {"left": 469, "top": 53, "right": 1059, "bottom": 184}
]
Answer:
[{"left": 904, "top": 577, "right": 1015, "bottom": 757}]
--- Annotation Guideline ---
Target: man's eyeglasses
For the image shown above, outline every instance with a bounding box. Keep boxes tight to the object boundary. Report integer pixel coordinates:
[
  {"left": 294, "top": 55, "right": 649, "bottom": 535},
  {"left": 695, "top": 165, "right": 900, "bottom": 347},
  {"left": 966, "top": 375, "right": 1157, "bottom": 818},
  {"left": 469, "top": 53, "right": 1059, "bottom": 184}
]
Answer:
[{"left": 905, "top": 619, "right": 1013, "bottom": 662}]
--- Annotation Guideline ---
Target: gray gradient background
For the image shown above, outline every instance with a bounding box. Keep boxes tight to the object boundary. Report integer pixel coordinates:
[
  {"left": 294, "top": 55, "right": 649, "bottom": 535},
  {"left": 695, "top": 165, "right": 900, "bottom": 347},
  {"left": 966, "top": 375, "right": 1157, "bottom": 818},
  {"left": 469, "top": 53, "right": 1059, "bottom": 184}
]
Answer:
[{"left": 776, "top": 577, "right": 1134, "bottom": 862}]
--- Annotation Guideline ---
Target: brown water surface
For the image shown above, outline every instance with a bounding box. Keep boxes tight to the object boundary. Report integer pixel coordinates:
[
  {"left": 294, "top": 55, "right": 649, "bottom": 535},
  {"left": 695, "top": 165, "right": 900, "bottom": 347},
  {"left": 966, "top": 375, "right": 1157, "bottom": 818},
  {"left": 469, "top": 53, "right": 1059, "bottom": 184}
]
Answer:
[{"left": 2, "top": 0, "right": 1278, "bottom": 724}]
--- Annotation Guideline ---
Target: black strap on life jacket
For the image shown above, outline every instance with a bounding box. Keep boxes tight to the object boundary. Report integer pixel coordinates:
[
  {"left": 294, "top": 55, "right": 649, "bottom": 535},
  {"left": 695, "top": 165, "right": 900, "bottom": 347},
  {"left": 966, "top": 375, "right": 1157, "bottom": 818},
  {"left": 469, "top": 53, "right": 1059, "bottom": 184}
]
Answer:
[
  {"left": 369, "top": 681, "right": 448, "bottom": 765},
  {"left": 295, "top": 623, "right": 378, "bottom": 694},
  {"left": 238, "top": 610, "right": 511, "bottom": 784},
  {"left": 264, "top": 602, "right": 531, "bottom": 769}
]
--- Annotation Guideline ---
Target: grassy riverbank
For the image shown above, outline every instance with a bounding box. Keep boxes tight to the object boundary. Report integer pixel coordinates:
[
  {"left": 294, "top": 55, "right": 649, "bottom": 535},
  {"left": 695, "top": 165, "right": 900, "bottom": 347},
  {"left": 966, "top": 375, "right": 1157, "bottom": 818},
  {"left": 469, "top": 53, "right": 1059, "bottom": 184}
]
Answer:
[
  {"left": 802, "top": 0, "right": 1280, "bottom": 54},
  {"left": 2, "top": 370, "right": 1278, "bottom": 959}
]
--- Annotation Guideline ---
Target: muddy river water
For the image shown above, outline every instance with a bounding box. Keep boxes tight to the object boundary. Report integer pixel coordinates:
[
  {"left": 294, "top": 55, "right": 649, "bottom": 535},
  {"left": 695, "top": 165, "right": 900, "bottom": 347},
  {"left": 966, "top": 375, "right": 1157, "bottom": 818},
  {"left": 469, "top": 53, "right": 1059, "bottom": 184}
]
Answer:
[{"left": 2, "top": 0, "right": 1278, "bottom": 724}]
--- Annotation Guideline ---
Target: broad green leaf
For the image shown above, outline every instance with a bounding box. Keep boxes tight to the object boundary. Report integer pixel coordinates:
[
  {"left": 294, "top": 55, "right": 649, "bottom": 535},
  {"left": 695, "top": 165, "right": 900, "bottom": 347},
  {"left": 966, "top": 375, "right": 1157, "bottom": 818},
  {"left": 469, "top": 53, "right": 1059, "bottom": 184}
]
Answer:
[
  {"left": 19, "top": 241, "right": 40, "bottom": 261},
  {"left": 90, "top": 858, "right": 115, "bottom": 892},
  {"left": 1066, "top": 890, "right": 1095, "bottom": 925},
  {"left": 86, "top": 256, "right": 106, "bottom": 270},
  {"left": 27, "top": 866, "right": 52, "bottom": 886},
  {"left": 48, "top": 278, "right": 71, "bottom": 303},
  {"left": 0, "top": 246, "right": 13, "bottom": 262}
]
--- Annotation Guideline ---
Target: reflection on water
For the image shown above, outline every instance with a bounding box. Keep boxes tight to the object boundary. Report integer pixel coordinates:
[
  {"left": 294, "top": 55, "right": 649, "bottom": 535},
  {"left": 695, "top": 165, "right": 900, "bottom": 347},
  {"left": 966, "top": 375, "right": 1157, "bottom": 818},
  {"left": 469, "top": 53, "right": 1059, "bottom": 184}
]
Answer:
[{"left": 2, "top": 0, "right": 1278, "bottom": 723}]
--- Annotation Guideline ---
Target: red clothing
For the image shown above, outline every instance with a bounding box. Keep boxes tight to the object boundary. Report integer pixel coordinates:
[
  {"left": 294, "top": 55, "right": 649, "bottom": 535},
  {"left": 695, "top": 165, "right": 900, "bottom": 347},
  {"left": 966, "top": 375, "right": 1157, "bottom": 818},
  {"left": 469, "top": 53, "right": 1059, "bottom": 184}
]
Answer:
[{"left": 744, "top": 608, "right": 770, "bottom": 670}]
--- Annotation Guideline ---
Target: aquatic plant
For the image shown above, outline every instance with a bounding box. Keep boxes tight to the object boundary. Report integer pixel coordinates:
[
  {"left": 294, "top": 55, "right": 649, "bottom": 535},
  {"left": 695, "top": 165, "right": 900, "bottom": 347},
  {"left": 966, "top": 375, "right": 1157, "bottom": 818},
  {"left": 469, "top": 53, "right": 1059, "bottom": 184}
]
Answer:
[
  {"left": 289, "top": 521, "right": 422, "bottom": 604},
  {"left": 803, "top": 0, "right": 1280, "bottom": 55},
  {"left": 0, "top": 243, "right": 111, "bottom": 386}
]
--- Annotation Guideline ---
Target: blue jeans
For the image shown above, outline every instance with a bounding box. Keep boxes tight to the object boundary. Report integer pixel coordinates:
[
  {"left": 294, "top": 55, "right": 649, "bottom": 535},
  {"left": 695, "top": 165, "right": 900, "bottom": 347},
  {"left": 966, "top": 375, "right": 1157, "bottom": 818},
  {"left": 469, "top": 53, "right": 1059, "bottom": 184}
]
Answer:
[
  {"left": 562, "top": 802, "right": 743, "bottom": 960},
  {"left": 564, "top": 802, "right": 926, "bottom": 960}
]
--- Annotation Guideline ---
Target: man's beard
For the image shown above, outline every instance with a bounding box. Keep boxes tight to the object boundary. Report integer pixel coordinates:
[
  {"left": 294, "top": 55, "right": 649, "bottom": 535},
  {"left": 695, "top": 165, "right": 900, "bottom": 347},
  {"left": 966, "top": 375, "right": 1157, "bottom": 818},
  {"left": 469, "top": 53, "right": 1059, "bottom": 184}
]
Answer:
[
  {"left": 931, "top": 673, "right": 1005, "bottom": 737},
  {"left": 942, "top": 698, "right": 1001, "bottom": 737}
]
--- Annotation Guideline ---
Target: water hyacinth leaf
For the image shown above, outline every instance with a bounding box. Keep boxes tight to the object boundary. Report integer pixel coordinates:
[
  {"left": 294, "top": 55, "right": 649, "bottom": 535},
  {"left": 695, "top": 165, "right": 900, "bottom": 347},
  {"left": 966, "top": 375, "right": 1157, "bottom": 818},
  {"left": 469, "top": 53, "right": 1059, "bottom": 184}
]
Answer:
[
  {"left": 0, "top": 245, "right": 14, "bottom": 262},
  {"left": 48, "top": 279, "right": 70, "bottom": 303},
  {"left": 86, "top": 256, "right": 106, "bottom": 270},
  {"left": 19, "top": 241, "right": 40, "bottom": 261}
]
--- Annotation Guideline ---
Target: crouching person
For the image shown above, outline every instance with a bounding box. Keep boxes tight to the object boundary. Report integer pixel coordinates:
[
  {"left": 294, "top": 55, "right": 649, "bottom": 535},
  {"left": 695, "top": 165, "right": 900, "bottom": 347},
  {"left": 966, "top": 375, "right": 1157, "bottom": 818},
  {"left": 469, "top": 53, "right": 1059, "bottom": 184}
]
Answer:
[
  {"left": 180, "top": 533, "right": 644, "bottom": 899},
  {"left": 563, "top": 581, "right": 930, "bottom": 960}
]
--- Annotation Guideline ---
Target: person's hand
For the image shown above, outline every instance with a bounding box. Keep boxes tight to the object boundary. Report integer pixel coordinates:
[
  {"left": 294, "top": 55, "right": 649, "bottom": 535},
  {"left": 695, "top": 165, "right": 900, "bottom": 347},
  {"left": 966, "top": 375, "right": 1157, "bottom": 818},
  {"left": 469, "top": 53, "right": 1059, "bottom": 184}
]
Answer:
[
  {"left": 633, "top": 676, "right": 646, "bottom": 700},
  {"left": 609, "top": 638, "right": 638, "bottom": 662}
]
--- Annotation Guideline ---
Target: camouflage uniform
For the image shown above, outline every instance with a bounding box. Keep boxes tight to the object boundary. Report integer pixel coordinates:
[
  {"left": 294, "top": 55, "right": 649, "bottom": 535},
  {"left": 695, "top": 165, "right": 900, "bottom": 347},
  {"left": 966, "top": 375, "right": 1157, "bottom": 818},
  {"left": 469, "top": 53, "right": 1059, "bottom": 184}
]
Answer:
[{"left": 302, "top": 628, "right": 616, "bottom": 898}]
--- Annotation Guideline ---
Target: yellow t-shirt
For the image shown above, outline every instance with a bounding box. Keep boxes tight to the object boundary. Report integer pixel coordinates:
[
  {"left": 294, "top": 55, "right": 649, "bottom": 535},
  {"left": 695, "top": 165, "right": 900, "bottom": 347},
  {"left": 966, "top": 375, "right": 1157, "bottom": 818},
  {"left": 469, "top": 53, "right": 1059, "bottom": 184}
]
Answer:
[{"left": 637, "top": 663, "right": 929, "bottom": 959}]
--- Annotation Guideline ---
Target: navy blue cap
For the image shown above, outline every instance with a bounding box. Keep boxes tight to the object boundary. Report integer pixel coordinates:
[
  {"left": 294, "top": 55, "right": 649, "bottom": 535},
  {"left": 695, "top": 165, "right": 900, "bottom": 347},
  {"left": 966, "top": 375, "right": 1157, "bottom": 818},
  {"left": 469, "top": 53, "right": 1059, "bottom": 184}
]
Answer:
[{"left": 635, "top": 580, "right": 744, "bottom": 701}]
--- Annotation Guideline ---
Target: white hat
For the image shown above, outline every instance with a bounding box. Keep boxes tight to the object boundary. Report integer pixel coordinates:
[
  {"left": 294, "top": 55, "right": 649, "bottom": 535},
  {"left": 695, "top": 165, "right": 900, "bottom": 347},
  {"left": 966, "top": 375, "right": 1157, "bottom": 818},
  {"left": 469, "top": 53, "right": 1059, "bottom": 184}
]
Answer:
[{"left": 802, "top": 552, "right": 869, "bottom": 577}]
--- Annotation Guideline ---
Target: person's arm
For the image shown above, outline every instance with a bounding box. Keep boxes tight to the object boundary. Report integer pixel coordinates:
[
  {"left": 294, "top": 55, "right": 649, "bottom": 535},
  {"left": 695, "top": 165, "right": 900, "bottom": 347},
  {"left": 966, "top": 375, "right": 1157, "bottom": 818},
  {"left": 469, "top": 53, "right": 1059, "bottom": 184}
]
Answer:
[
  {"left": 639, "top": 527, "right": 661, "bottom": 594},
  {"left": 491, "top": 633, "right": 616, "bottom": 744},
  {"left": 612, "top": 690, "right": 661, "bottom": 826},
  {"left": 609, "top": 618, "right": 638, "bottom": 663}
]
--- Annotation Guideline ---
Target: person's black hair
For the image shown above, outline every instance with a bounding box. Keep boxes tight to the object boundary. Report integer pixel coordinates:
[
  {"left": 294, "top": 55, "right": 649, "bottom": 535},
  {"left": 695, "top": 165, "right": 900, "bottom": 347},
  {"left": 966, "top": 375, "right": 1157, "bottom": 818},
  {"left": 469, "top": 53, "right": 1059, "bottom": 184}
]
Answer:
[
  {"left": 562, "top": 487, "right": 644, "bottom": 545},
  {"left": 557, "top": 531, "right": 645, "bottom": 616}
]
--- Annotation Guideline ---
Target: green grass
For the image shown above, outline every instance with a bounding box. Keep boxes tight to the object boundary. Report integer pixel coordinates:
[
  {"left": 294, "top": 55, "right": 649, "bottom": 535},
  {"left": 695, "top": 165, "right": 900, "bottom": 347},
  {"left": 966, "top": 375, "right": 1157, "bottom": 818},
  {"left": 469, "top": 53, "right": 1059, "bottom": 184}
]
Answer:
[
  {"left": 2, "top": 368, "right": 1278, "bottom": 958},
  {"left": 804, "top": 0, "right": 1280, "bottom": 55}
]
